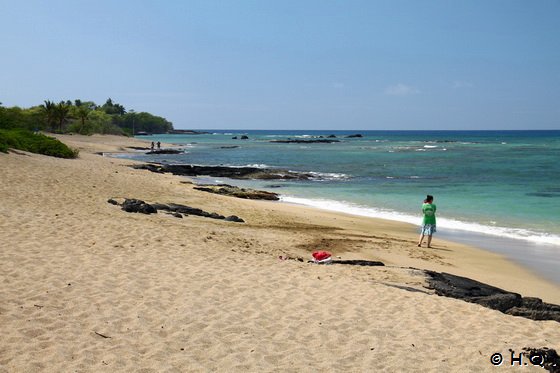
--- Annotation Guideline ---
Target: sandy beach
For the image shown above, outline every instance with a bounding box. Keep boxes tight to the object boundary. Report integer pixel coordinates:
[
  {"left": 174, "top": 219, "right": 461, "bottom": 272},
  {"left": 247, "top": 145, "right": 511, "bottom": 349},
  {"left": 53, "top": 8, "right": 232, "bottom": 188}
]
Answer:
[{"left": 1, "top": 134, "right": 559, "bottom": 372}]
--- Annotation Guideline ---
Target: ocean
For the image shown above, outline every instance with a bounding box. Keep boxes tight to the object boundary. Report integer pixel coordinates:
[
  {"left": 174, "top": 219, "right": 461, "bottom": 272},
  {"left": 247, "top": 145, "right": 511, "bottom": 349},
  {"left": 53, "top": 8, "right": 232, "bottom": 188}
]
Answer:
[{"left": 120, "top": 130, "right": 560, "bottom": 283}]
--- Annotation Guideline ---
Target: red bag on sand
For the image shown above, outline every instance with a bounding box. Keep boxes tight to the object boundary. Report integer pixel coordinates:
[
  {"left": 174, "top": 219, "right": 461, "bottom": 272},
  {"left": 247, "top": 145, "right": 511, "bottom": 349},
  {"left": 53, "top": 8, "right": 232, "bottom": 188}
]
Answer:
[{"left": 312, "top": 251, "right": 332, "bottom": 261}]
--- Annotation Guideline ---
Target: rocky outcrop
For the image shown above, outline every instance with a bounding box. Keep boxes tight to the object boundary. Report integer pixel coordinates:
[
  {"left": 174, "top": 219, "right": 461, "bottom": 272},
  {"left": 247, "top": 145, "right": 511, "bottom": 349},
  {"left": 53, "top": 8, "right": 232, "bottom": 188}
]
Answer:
[
  {"left": 269, "top": 139, "right": 340, "bottom": 144},
  {"left": 425, "top": 271, "right": 560, "bottom": 322},
  {"left": 121, "top": 199, "right": 157, "bottom": 214},
  {"left": 167, "top": 129, "right": 210, "bottom": 134},
  {"left": 131, "top": 163, "right": 318, "bottom": 180},
  {"left": 146, "top": 149, "right": 183, "bottom": 155},
  {"left": 332, "top": 260, "right": 384, "bottom": 266},
  {"left": 108, "top": 198, "right": 244, "bottom": 222},
  {"left": 193, "top": 184, "right": 280, "bottom": 200},
  {"left": 345, "top": 134, "right": 363, "bottom": 138}
]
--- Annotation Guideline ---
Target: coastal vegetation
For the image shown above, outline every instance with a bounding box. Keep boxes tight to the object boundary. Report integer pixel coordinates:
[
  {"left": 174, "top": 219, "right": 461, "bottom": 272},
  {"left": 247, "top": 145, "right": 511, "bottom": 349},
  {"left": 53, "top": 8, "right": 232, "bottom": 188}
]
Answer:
[
  {"left": 0, "top": 98, "right": 173, "bottom": 157},
  {"left": 0, "top": 98, "right": 173, "bottom": 136},
  {"left": 0, "top": 128, "right": 79, "bottom": 158}
]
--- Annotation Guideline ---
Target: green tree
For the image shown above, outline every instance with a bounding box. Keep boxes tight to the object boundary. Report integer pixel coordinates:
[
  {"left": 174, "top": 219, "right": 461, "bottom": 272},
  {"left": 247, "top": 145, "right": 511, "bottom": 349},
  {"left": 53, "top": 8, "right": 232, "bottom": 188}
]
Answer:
[
  {"left": 102, "top": 98, "right": 126, "bottom": 115},
  {"left": 41, "top": 100, "right": 57, "bottom": 131},
  {"left": 54, "top": 101, "right": 71, "bottom": 133},
  {"left": 75, "top": 105, "right": 91, "bottom": 133}
]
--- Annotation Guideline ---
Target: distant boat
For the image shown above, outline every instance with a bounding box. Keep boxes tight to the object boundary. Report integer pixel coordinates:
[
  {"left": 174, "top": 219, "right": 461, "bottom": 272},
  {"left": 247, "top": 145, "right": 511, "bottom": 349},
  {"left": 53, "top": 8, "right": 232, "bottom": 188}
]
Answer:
[{"left": 135, "top": 131, "right": 150, "bottom": 136}]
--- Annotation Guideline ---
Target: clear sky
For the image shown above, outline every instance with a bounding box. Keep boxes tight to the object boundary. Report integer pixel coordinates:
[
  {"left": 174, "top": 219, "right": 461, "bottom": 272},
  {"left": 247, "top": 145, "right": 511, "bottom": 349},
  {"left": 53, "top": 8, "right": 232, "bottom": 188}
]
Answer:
[{"left": 1, "top": 0, "right": 559, "bottom": 130}]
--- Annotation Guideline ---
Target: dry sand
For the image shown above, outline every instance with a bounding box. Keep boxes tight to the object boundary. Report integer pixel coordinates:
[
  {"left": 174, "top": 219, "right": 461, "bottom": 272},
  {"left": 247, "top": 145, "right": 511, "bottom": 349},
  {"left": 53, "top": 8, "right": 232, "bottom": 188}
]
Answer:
[{"left": 1, "top": 134, "right": 559, "bottom": 372}]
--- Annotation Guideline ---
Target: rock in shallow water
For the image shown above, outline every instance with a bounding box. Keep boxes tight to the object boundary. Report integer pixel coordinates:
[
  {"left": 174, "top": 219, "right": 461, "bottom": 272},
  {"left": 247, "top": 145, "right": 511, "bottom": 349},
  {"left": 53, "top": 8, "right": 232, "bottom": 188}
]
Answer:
[
  {"left": 131, "top": 163, "right": 318, "bottom": 180},
  {"left": 193, "top": 184, "right": 279, "bottom": 200}
]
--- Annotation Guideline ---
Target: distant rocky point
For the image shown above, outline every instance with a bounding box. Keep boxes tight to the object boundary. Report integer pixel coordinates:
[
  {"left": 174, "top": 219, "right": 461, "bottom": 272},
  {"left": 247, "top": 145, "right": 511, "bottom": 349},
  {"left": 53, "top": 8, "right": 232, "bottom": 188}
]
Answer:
[
  {"left": 146, "top": 149, "right": 184, "bottom": 155},
  {"left": 167, "top": 129, "right": 210, "bottom": 135},
  {"left": 269, "top": 139, "right": 340, "bottom": 144}
]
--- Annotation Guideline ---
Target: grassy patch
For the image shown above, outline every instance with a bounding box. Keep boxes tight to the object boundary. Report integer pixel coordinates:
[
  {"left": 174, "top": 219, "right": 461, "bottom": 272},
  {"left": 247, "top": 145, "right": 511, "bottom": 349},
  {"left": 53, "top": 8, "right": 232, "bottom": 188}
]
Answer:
[{"left": 0, "top": 129, "right": 79, "bottom": 158}]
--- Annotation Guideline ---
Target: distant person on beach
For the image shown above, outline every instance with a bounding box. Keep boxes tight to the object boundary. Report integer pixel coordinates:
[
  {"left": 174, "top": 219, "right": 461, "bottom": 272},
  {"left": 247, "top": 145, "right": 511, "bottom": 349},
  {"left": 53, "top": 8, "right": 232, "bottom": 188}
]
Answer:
[
  {"left": 151, "top": 142, "right": 155, "bottom": 151},
  {"left": 418, "top": 195, "right": 436, "bottom": 248},
  {"left": 157, "top": 141, "right": 161, "bottom": 150}
]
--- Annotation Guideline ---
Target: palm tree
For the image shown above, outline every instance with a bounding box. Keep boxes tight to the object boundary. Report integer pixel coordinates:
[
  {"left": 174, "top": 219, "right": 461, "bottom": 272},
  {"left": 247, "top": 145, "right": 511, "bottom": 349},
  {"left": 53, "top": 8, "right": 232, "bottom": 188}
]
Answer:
[
  {"left": 41, "top": 100, "right": 56, "bottom": 132},
  {"left": 54, "top": 101, "right": 70, "bottom": 133},
  {"left": 76, "top": 105, "right": 90, "bottom": 133}
]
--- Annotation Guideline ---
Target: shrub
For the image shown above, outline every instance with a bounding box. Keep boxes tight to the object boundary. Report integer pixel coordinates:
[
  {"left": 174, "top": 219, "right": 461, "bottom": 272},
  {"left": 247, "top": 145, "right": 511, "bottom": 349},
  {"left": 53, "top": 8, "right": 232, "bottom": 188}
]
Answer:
[{"left": 0, "top": 129, "right": 79, "bottom": 158}]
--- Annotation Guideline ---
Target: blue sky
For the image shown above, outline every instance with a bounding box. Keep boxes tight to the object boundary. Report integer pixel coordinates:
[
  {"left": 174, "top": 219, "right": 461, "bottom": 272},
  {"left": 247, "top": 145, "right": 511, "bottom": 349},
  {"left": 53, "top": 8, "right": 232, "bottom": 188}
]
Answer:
[{"left": 1, "top": 0, "right": 559, "bottom": 130}]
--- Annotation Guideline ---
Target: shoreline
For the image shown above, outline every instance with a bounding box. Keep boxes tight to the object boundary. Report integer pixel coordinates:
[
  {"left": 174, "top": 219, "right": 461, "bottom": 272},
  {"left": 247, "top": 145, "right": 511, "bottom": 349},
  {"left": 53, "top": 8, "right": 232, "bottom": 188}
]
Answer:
[
  {"left": 120, "top": 144, "right": 560, "bottom": 289},
  {"left": 279, "top": 196, "right": 560, "bottom": 286},
  {"left": 1, "top": 134, "right": 559, "bottom": 372},
  {"left": 108, "top": 134, "right": 560, "bottom": 302},
  {"left": 280, "top": 198, "right": 560, "bottom": 286}
]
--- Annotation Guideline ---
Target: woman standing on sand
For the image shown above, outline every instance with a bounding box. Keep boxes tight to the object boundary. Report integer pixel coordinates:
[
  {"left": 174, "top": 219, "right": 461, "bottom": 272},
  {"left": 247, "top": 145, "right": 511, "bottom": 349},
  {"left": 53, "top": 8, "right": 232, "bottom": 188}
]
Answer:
[{"left": 418, "top": 195, "right": 436, "bottom": 248}]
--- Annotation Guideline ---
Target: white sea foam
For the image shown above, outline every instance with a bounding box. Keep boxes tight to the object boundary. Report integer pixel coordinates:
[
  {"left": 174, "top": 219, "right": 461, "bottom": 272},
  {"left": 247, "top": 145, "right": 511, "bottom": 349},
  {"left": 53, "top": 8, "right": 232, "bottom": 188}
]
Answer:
[
  {"left": 243, "top": 164, "right": 270, "bottom": 168},
  {"left": 305, "top": 171, "right": 349, "bottom": 180},
  {"left": 280, "top": 196, "right": 560, "bottom": 246}
]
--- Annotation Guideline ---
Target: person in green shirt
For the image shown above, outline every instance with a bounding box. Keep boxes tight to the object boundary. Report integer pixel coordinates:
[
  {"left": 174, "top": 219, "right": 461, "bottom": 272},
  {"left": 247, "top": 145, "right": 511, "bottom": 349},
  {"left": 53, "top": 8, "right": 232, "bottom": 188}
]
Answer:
[{"left": 418, "top": 194, "right": 436, "bottom": 248}]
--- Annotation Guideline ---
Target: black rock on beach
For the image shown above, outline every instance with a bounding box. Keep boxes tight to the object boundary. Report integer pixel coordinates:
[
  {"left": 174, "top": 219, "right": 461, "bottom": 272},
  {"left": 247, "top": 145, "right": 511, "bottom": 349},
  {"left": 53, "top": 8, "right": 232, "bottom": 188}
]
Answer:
[
  {"left": 109, "top": 198, "right": 244, "bottom": 222},
  {"left": 425, "top": 271, "right": 560, "bottom": 322}
]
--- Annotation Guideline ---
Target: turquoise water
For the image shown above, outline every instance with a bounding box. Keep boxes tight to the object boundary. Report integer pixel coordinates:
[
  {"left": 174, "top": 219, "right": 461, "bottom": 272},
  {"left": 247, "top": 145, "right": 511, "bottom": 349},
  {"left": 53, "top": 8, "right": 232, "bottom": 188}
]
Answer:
[
  {"left": 120, "top": 130, "right": 560, "bottom": 282},
  {"left": 126, "top": 130, "right": 560, "bottom": 243}
]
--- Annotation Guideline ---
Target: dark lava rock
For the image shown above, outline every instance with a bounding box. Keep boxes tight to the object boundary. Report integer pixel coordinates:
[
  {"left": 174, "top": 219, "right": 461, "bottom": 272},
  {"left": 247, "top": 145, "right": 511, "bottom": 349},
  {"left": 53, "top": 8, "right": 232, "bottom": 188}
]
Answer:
[
  {"left": 269, "top": 139, "right": 340, "bottom": 144},
  {"left": 506, "top": 297, "right": 560, "bottom": 322},
  {"left": 522, "top": 347, "right": 560, "bottom": 372},
  {"left": 209, "top": 212, "right": 225, "bottom": 219},
  {"left": 131, "top": 163, "right": 317, "bottom": 181},
  {"left": 471, "top": 293, "right": 522, "bottom": 313},
  {"left": 121, "top": 199, "right": 157, "bottom": 214},
  {"left": 332, "top": 260, "right": 384, "bottom": 266},
  {"left": 111, "top": 198, "right": 244, "bottom": 222},
  {"left": 225, "top": 215, "right": 244, "bottom": 223},
  {"left": 107, "top": 198, "right": 118, "bottom": 205},
  {"left": 327, "top": 134, "right": 337, "bottom": 138},
  {"left": 193, "top": 184, "right": 280, "bottom": 200},
  {"left": 146, "top": 149, "right": 183, "bottom": 155},
  {"left": 240, "top": 135, "right": 249, "bottom": 140},
  {"left": 150, "top": 203, "right": 170, "bottom": 211},
  {"left": 166, "top": 203, "right": 208, "bottom": 216},
  {"left": 345, "top": 134, "right": 363, "bottom": 138},
  {"left": 425, "top": 271, "right": 560, "bottom": 322},
  {"left": 232, "top": 136, "right": 238, "bottom": 139}
]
